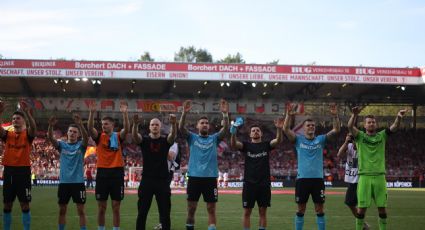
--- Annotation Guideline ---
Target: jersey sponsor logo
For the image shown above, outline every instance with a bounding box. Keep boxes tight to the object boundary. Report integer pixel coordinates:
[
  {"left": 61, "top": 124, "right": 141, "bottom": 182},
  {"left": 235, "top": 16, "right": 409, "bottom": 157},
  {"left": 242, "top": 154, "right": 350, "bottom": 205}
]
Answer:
[
  {"left": 246, "top": 151, "right": 268, "bottom": 158},
  {"left": 62, "top": 148, "right": 82, "bottom": 156},
  {"left": 6, "top": 143, "right": 27, "bottom": 150},
  {"left": 299, "top": 142, "right": 322, "bottom": 150},
  {"left": 362, "top": 138, "right": 382, "bottom": 146},
  {"left": 193, "top": 140, "right": 214, "bottom": 150}
]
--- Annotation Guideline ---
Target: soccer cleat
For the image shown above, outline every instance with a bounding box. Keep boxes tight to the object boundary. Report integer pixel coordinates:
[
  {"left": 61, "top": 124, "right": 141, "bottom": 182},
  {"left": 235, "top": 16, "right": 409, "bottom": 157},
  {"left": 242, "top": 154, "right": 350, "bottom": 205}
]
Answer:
[
  {"left": 363, "top": 222, "right": 370, "bottom": 230},
  {"left": 154, "top": 223, "right": 162, "bottom": 230}
]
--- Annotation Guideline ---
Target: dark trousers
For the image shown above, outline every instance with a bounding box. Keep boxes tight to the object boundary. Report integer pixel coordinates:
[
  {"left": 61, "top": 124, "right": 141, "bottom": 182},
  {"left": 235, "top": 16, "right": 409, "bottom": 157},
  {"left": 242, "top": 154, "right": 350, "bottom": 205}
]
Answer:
[{"left": 136, "top": 177, "right": 171, "bottom": 230}]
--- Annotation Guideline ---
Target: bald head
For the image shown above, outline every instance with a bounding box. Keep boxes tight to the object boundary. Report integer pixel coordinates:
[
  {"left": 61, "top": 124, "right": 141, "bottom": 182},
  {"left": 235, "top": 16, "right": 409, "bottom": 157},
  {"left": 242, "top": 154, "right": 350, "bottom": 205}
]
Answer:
[{"left": 149, "top": 118, "right": 162, "bottom": 135}]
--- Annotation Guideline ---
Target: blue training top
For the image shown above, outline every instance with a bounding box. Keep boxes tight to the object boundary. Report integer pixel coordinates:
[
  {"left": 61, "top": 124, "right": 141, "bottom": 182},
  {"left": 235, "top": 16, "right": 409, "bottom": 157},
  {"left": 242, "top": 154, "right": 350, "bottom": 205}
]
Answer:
[
  {"left": 294, "top": 134, "right": 326, "bottom": 179},
  {"left": 187, "top": 132, "right": 220, "bottom": 177},
  {"left": 58, "top": 140, "right": 87, "bottom": 183}
]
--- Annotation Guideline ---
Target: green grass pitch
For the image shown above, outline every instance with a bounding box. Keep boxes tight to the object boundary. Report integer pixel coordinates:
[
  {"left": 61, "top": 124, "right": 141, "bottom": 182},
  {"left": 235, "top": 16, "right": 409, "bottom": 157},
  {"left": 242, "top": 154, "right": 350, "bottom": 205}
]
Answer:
[{"left": 1, "top": 187, "right": 425, "bottom": 229}]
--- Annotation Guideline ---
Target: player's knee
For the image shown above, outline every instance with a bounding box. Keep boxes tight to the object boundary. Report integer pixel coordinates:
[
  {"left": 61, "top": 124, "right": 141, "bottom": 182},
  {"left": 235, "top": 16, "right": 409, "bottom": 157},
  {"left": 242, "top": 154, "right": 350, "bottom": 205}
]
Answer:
[
  {"left": 296, "top": 212, "right": 304, "bottom": 217},
  {"left": 379, "top": 213, "right": 387, "bottom": 219}
]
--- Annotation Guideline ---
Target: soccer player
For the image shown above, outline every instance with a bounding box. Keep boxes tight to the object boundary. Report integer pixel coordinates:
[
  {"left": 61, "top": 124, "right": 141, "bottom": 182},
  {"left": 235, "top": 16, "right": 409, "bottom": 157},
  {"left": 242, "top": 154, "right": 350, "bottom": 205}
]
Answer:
[
  {"left": 179, "top": 99, "right": 229, "bottom": 230},
  {"left": 47, "top": 114, "right": 88, "bottom": 230},
  {"left": 230, "top": 117, "right": 284, "bottom": 230},
  {"left": 337, "top": 134, "right": 369, "bottom": 230},
  {"left": 132, "top": 114, "right": 177, "bottom": 230},
  {"left": 283, "top": 104, "right": 340, "bottom": 230},
  {"left": 1, "top": 101, "right": 37, "bottom": 230},
  {"left": 87, "top": 101, "right": 130, "bottom": 230},
  {"left": 348, "top": 107, "right": 407, "bottom": 230}
]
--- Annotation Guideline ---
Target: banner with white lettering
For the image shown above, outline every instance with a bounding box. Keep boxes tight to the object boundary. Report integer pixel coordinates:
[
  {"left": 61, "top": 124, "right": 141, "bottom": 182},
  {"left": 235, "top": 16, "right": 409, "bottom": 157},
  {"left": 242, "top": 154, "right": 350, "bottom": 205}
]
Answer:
[{"left": 0, "top": 59, "right": 423, "bottom": 85}]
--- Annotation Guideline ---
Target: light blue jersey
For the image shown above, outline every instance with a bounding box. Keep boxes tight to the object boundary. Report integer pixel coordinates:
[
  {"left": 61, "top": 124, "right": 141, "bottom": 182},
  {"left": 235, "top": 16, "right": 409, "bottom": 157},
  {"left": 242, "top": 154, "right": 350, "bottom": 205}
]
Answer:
[
  {"left": 58, "top": 140, "right": 87, "bottom": 183},
  {"left": 187, "top": 132, "right": 220, "bottom": 177},
  {"left": 295, "top": 135, "right": 326, "bottom": 179}
]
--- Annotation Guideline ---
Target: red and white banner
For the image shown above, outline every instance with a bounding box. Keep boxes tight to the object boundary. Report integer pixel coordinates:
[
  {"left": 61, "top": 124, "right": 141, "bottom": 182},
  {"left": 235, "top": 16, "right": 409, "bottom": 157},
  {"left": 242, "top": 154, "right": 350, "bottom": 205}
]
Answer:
[{"left": 0, "top": 59, "right": 423, "bottom": 85}]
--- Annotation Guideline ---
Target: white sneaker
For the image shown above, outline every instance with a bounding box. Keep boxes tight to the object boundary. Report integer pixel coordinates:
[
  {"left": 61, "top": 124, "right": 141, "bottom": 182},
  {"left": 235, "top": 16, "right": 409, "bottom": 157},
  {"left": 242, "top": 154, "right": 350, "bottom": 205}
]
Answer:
[
  {"left": 154, "top": 223, "right": 162, "bottom": 230},
  {"left": 363, "top": 222, "right": 370, "bottom": 230}
]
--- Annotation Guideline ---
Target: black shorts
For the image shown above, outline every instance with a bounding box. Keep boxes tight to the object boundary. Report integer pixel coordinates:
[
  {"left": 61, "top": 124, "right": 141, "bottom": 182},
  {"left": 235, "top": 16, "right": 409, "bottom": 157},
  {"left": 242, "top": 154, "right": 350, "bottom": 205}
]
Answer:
[
  {"left": 3, "top": 166, "right": 32, "bottom": 203},
  {"left": 344, "top": 183, "right": 358, "bottom": 207},
  {"left": 242, "top": 182, "right": 271, "bottom": 209},
  {"left": 295, "top": 178, "right": 325, "bottom": 204},
  {"left": 95, "top": 168, "right": 124, "bottom": 201},
  {"left": 58, "top": 183, "right": 86, "bottom": 204},
  {"left": 187, "top": 177, "right": 218, "bottom": 203}
]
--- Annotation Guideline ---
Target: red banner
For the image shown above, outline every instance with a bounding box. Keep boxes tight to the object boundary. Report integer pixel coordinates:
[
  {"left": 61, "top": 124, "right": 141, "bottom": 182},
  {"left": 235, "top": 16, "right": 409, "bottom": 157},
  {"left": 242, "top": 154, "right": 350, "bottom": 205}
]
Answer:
[{"left": 0, "top": 59, "right": 423, "bottom": 85}]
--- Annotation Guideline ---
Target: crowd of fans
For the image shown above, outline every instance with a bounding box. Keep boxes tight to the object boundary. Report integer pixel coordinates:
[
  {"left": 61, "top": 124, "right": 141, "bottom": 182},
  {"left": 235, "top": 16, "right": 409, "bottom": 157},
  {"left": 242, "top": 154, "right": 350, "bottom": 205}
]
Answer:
[{"left": 1, "top": 121, "right": 424, "bottom": 184}]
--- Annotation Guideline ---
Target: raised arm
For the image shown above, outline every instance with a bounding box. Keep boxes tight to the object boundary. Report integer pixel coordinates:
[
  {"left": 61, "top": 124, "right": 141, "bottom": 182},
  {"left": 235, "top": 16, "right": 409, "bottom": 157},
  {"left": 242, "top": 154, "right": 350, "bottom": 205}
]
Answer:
[
  {"left": 120, "top": 101, "right": 130, "bottom": 140},
  {"left": 0, "top": 101, "right": 6, "bottom": 138},
  {"left": 47, "top": 116, "right": 59, "bottom": 149},
  {"left": 283, "top": 104, "right": 297, "bottom": 142},
  {"left": 167, "top": 114, "right": 177, "bottom": 144},
  {"left": 179, "top": 100, "right": 192, "bottom": 137},
  {"left": 73, "top": 113, "right": 88, "bottom": 147},
  {"left": 132, "top": 114, "right": 143, "bottom": 145},
  {"left": 270, "top": 117, "right": 284, "bottom": 148},
  {"left": 325, "top": 103, "right": 341, "bottom": 141},
  {"left": 218, "top": 99, "right": 229, "bottom": 140},
  {"left": 337, "top": 135, "right": 352, "bottom": 158},
  {"left": 21, "top": 101, "right": 37, "bottom": 137},
  {"left": 87, "top": 101, "right": 98, "bottom": 139},
  {"left": 167, "top": 143, "right": 178, "bottom": 161},
  {"left": 348, "top": 106, "right": 362, "bottom": 138},
  {"left": 230, "top": 124, "right": 243, "bottom": 150},
  {"left": 389, "top": 109, "right": 407, "bottom": 133}
]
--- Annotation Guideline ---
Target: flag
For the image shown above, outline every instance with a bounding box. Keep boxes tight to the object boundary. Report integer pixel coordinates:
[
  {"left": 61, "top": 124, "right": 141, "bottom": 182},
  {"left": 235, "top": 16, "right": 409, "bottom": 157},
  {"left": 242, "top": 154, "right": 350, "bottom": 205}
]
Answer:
[
  {"left": 101, "top": 100, "right": 115, "bottom": 110},
  {"left": 84, "top": 146, "right": 97, "bottom": 158},
  {"left": 255, "top": 104, "right": 265, "bottom": 113},
  {"left": 237, "top": 104, "right": 247, "bottom": 113}
]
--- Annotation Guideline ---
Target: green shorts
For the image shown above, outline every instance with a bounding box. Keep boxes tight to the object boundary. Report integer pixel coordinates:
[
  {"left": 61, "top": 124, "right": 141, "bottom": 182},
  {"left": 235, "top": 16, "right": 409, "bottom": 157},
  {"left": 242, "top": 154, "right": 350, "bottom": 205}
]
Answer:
[{"left": 357, "top": 175, "right": 387, "bottom": 208}]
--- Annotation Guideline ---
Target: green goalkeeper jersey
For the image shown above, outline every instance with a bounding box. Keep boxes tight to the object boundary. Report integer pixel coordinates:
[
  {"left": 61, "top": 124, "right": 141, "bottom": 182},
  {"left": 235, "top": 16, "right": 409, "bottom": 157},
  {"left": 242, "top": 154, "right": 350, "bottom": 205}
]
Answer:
[{"left": 355, "top": 129, "right": 389, "bottom": 175}]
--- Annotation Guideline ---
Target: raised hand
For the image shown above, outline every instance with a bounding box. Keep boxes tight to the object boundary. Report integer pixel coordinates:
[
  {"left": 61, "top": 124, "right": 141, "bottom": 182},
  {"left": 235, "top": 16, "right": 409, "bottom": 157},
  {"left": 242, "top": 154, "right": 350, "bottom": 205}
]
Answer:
[
  {"left": 48, "top": 116, "right": 58, "bottom": 126},
  {"left": 133, "top": 114, "right": 142, "bottom": 124},
  {"left": 169, "top": 114, "right": 177, "bottom": 124},
  {"left": 19, "top": 100, "right": 31, "bottom": 113},
  {"left": 287, "top": 103, "right": 298, "bottom": 116},
  {"left": 182, "top": 100, "right": 192, "bottom": 113},
  {"left": 88, "top": 101, "right": 97, "bottom": 112},
  {"left": 220, "top": 99, "right": 229, "bottom": 113},
  {"left": 120, "top": 101, "right": 128, "bottom": 113},
  {"left": 398, "top": 109, "right": 408, "bottom": 118},
  {"left": 72, "top": 113, "right": 83, "bottom": 125},
  {"left": 274, "top": 117, "right": 284, "bottom": 128},
  {"left": 351, "top": 106, "right": 363, "bottom": 115},
  {"left": 329, "top": 103, "right": 338, "bottom": 116}
]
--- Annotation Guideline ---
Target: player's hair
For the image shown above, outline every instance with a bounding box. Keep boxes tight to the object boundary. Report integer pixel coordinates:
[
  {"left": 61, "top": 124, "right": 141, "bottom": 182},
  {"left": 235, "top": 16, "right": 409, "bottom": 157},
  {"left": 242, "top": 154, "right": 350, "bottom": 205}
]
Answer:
[
  {"left": 249, "top": 124, "right": 262, "bottom": 132},
  {"left": 12, "top": 111, "right": 26, "bottom": 118},
  {"left": 302, "top": 118, "right": 315, "bottom": 125},
  {"left": 197, "top": 116, "right": 209, "bottom": 122},
  {"left": 364, "top": 115, "right": 375, "bottom": 120},
  {"left": 68, "top": 124, "right": 80, "bottom": 130},
  {"left": 101, "top": 116, "right": 115, "bottom": 124}
]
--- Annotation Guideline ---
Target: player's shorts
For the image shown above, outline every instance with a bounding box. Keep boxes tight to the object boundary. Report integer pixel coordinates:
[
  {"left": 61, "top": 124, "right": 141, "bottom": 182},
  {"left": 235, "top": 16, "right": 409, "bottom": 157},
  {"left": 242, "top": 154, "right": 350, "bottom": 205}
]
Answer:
[
  {"left": 3, "top": 166, "right": 32, "bottom": 203},
  {"left": 344, "top": 183, "right": 358, "bottom": 207},
  {"left": 95, "top": 167, "right": 124, "bottom": 201},
  {"left": 242, "top": 182, "right": 271, "bottom": 208},
  {"left": 295, "top": 178, "right": 325, "bottom": 204},
  {"left": 187, "top": 177, "right": 218, "bottom": 203},
  {"left": 357, "top": 175, "right": 387, "bottom": 208},
  {"left": 58, "top": 183, "right": 86, "bottom": 204}
]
